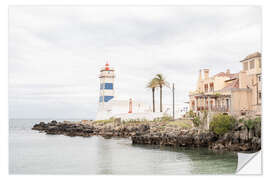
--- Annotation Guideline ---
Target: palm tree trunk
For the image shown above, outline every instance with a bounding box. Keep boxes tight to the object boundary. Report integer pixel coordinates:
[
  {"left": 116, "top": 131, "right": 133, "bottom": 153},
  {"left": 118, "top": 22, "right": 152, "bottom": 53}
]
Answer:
[
  {"left": 160, "top": 85, "right": 162, "bottom": 112},
  {"left": 152, "top": 88, "right": 155, "bottom": 112}
]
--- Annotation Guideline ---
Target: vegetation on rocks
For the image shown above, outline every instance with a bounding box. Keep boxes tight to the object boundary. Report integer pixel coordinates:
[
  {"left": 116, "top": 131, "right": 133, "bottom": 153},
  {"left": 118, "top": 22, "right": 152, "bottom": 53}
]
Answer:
[
  {"left": 153, "top": 115, "right": 173, "bottom": 122},
  {"left": 93, "top": 117, "right": 116, "bottom": 124},
  {"left": 209, "top": 114, "right": 236, "bottom": 135},
  {"left": 192, "top": 117, "right": 200, "bottom": 127},
  {"left": 167, "top": 120, "right": 192, "bottom": 129},
  {"left": 243, "top": 117, "right": 261, "bottom": 131},
  {"left": 188, "top": 110, "right": 200, "bottom": 127}
]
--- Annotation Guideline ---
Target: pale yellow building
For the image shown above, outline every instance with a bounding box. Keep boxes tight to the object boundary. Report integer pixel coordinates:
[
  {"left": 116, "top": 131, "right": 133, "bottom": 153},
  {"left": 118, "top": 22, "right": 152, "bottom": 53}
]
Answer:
[{"left": 189, "top": 52, "right": 261, "bottom": 117}]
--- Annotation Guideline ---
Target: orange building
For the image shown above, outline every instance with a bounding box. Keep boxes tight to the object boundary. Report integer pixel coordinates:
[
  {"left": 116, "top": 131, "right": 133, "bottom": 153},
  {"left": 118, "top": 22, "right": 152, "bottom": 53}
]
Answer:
[{"left": 189, "top": 52, "right": 261, "bottom": 117}]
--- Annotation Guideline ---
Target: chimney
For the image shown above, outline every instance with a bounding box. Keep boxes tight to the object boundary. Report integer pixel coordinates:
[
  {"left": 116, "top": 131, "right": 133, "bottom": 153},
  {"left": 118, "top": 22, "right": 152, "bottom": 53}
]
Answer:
[
  {"left": 226, "top": 69, "right": 230, "bottom": 75},
  {"left": 203, "top": 69, "right": 209, "bottom": 79}
]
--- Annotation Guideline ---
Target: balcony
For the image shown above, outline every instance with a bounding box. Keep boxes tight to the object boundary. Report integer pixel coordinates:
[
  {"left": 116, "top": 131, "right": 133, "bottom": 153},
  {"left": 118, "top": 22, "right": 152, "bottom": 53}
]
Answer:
[
  {"left": 196, "top": 106, "right": 229, "bottom": 112},
  {"left": 100, "top": 67, "right": 115, "bottom": 72}
]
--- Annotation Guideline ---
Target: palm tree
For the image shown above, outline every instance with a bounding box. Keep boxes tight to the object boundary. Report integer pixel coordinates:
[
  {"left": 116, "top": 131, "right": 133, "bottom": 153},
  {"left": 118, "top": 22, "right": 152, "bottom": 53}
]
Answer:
[
  {"left": 153, "top": 74, "right": 170, "bottom": 112},
  {"left": 147, "top": 79, "right": 158, "bottom": 112}
]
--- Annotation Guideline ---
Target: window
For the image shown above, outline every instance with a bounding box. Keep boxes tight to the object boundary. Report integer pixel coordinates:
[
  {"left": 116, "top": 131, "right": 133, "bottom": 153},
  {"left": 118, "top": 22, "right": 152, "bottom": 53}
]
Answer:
[
  {"left": 204, "top": 84, "right": 208, "bottom": 92},
  {"left": 250, "top": 60, "right": 255, "bottom": 69},
  {"left": 104, "top": 83, "right": 113, "bottom": 89},
  {"left": 259, "top": 92, "right": 262, "bottom": 100},
  {"left": 100, "top": 83, "right": 113, "bottom": 89},
  {"left": 104, "top": 96, "right": 114, "bottom": 102},
  {"left": 226, "top": 99, "right": 230, "bottom": 111},
  {"left": 244, "top": 62, "right": 248, "bottom": 71},
  {"left": 210, "top": 82, "right": 214, "bottom": 91},
  {"left": 259, "top": 59, "right": 261, "bottom": 68}
]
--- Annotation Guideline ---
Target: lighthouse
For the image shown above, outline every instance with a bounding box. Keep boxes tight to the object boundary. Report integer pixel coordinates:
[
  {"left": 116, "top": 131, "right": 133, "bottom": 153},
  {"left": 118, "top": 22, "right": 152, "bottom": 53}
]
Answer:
[
  {"left": 99, "top": 62, "right": 115, "bottom": 106},
  {"left": 95, "top": 62, "right": 154, "bottom": 121}
]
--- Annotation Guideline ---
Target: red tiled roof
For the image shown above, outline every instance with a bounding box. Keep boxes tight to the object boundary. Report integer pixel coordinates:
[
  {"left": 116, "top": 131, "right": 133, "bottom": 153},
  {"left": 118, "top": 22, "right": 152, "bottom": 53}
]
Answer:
[
  {"left": 214, "top": 72, "right": 239, "bottom": 79},
  {"left": 214, "top": 72, "right": 226, "bottom": 77},
  {"left": 227, "top": 73, "right": 239, "bottom": 79},
  {"left": 220, "top": 79, "right": 239, "bottom": 91}
]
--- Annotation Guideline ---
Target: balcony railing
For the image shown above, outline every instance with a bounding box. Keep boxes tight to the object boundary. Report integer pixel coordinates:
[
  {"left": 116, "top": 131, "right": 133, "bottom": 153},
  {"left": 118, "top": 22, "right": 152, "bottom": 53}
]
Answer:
[
  {"left": 196, "top": 106, "right": 229, "bottom": 112},
  {"left": 100, "top": 67, "right": 115, "bottom": 71}
]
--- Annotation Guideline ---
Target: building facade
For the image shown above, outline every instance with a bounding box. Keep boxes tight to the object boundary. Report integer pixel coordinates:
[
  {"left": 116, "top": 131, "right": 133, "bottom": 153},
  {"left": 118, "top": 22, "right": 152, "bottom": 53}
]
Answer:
[{"left": 189, "top": 52, "right": 261, "bottom": 117}]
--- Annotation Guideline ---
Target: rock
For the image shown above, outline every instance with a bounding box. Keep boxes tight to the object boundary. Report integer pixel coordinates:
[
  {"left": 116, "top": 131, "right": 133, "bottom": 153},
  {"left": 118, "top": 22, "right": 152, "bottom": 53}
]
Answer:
[
  {"left": 222, "top": 132, "right": 232, "bottom": 142},
  {"left": 239, "top": 144, "right": 250, "bottom": 151},
  {"left": 50, "top": 120, "right": 57, "bottom": 125},
  {"left": 83, "top": 128, "right": 94, "bottom": 133},
  {"left": 32, "top": 119, "right": 261, "bottom": 152},
  {"left": 232, "top": 131, "right": 240, "bottom": 144},
  {"left": 248, "top": 129, "right": 254, "bottom": 140},
  {"left": 239, "top": 129, "right": 249, "bottom": 142},
  {"left": 234, "top": 122, "right": 245, "bottom": 131}
]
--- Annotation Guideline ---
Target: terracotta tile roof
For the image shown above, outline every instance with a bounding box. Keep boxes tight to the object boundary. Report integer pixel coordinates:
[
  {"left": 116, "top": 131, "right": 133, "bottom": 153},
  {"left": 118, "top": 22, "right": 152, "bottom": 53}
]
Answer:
[
  {"left": 214, "top": 72, "right": 226, "bottom": 77},
  {"left": 227, "top": 73, "right": 239, "bottom": 79},
  {"left": 214, "top": 72, "right": 239, "bottom": 79},
  {"left": 220, "top": 79, "right": 239, "bottom": 91}
]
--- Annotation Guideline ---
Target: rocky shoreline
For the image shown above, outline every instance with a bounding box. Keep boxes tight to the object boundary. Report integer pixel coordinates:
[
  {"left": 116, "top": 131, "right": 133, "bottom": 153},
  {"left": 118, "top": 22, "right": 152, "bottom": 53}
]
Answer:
[{"left": 32, "top": 120, "right": 261, "bottom": 152}]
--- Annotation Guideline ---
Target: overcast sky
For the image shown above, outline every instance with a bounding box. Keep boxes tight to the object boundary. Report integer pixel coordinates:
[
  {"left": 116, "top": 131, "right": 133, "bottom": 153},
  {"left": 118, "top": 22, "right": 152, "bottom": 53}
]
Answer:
[{"left": 8, "top": 6, "right": 261, "bottom": 119}]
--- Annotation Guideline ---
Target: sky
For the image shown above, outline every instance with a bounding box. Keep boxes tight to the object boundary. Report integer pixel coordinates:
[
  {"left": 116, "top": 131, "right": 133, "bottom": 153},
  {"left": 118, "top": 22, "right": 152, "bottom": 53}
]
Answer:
[{"left": 8, "top": 6, "right": 261, "bottom": 119}]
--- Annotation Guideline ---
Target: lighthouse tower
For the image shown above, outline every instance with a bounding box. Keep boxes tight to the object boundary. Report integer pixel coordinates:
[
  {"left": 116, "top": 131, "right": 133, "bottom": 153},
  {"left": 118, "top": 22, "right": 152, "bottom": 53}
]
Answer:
[{"left": 99, "top": 62, "right": 115, "bottom": 106}]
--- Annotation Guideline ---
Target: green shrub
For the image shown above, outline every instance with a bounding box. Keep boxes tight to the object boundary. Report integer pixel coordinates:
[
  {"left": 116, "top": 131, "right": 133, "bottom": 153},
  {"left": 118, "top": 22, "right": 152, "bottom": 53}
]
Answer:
[
  {"left": 188, "top": 110, "right": 196, "bottom": 118},
  {"left": 192, "top": 116, "right": 200, "bottom": 127},
  {"left": 255, "top": 117, "right": 261, "bottom": 128},
  {"left": 244, "top": 117, "right": 261, "bottom": 130},
  {"left": 188, "top": 110, "right": 200, "bottom": 127},
  {"left": 238, "top": 118, "right": 244, "bottom": 123},
  {"left": 210, "top": 114, "right": 236, "bottom": 135}
]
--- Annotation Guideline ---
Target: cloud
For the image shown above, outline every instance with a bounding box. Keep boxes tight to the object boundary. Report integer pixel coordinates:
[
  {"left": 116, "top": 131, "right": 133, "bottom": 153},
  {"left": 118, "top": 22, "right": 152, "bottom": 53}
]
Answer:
[{"left": 8, "top": 6, "right": 261, "bottom": 119}]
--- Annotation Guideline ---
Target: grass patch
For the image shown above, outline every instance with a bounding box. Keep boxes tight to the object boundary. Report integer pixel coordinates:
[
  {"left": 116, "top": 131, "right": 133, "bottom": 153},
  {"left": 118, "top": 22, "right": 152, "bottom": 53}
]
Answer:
[
  {"left": 93, "top": 117, "right": 116, "bottom": 124},
  {"left": 153, "top": 115, "right": 173, "bottom": 122},
  {"left": 93, "top": 119, "right": 114, "bottom": 124},
  {"left": 167, "top": 120, "right": 192, "bottom": 129}
]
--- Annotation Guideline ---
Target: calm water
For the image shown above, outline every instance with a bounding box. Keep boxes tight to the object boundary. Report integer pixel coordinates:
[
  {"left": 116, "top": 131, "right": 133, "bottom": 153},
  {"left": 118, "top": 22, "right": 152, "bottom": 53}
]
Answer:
[{"left": 9, "top": 119, "right": 237, "bottom": 175}]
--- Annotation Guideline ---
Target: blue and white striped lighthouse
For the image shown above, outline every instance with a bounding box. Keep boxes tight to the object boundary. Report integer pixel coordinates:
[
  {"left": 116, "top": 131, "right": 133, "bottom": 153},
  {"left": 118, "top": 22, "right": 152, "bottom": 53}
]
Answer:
[{"left": 99, "top": 62, "right": 115, "bottom": 105}]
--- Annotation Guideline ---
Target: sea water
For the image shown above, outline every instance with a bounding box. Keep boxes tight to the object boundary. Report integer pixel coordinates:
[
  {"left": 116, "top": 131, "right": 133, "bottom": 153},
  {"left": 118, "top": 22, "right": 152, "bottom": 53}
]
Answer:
[{"left": 9, "top": 119, "right": 237, "bottom": 175}]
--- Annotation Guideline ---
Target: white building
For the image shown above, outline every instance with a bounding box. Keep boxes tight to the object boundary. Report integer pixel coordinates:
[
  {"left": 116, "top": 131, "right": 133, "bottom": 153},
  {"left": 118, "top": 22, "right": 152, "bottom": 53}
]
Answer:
[{"left": 95, "top": 63, "right": 188, "bottom": 121}]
